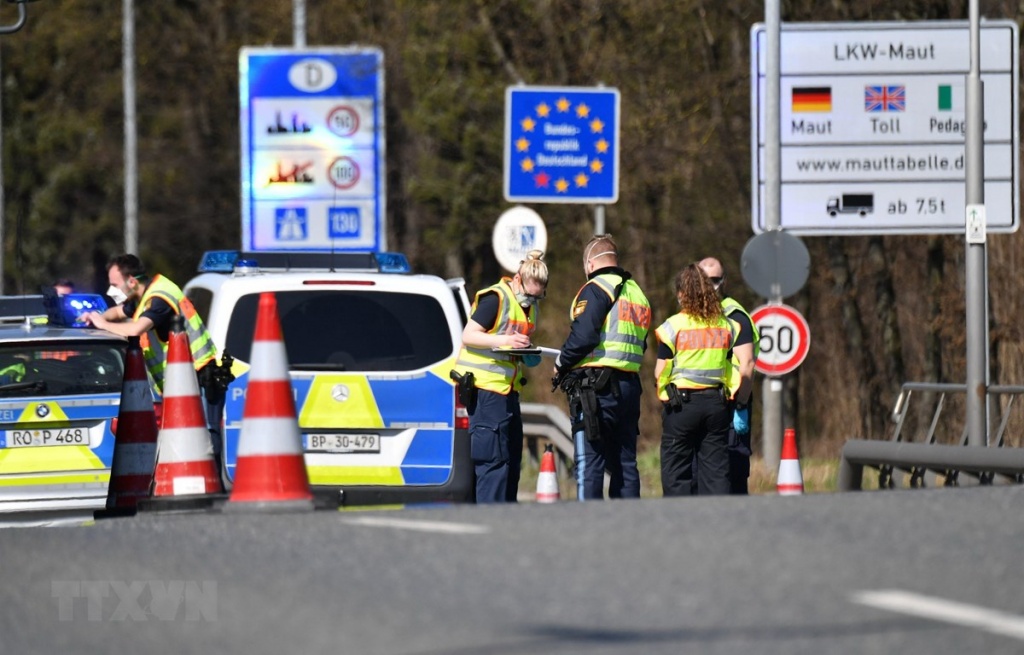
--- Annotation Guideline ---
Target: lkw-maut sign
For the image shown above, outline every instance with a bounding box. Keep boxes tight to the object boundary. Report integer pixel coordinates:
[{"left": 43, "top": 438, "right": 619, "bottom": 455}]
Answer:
[{"left": 751, "top": 20, "right": 1019, "bottom": 236}]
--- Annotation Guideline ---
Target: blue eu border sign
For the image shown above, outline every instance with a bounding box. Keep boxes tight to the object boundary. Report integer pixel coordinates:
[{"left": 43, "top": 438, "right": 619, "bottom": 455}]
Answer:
[
  {"left": 504, "top": 86, "right": 620, "bottom": 204},
  {"left": 240, "top": 47, "right": 386, "bottom": 252}
]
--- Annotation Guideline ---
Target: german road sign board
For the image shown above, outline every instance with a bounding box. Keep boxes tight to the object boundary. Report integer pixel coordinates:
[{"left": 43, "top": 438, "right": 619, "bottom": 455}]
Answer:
[
  {"left": 240, "top": 47, "right": 386, "bottom": 252},
  {"left": 751, "top": 304, "right": 810, "bottom": 376},
  {"left": 504, "top": 86, "right": 619, "bottom": 204},
  {"left": 751, "top": 20, "right": 1019, "bottom": 236}
]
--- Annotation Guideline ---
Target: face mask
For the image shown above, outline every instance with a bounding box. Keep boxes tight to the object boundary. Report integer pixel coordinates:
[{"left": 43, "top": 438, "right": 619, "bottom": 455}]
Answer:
[
  {"left": 107, "top": 284, "right": 128, "bottom": 305},
  {"left": 514, "top": 291, "right": 535, "bottom": 309}
]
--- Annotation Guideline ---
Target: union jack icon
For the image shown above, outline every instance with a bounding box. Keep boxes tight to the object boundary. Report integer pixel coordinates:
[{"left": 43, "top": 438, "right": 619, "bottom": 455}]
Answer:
[{"left": 864, "top": 85, "right": 906, "bottom": 112}]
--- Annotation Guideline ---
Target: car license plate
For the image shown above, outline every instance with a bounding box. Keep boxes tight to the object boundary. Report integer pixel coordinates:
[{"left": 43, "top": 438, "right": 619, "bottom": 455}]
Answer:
[
  {"left": 5, "top": 428, "right": 89, "bottom": 448},
  {"left": 305, "top": 433, "right": 380, "bottom": 453}
]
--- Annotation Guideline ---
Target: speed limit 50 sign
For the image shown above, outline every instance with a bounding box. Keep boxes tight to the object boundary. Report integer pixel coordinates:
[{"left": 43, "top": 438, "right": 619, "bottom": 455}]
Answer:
[{"left": 750, "top": 303, "right": 810, "bottom": 376}]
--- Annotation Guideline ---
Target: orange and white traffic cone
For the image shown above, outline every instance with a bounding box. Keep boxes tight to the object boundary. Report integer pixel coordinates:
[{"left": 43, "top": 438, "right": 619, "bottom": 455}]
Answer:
[
  {"left": 100, "top": 337, "right": 158, "bottom": 515},
  {"left": 536, "top": 443, "right": 560, "bottom": 503},
  {"left": 777, "top": 427, "right": 804, "bottom": 495},
  {"left": 141, "top": 317, "right": 224, "bottom": 510},
  {"left": 226, "top": 292, "right": 313, "bottom": 511}
]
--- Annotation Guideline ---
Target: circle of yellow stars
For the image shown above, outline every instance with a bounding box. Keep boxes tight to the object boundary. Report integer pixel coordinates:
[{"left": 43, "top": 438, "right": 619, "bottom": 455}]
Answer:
[{"left": 515, "top": 96, "right": 609, "bottom": 193}]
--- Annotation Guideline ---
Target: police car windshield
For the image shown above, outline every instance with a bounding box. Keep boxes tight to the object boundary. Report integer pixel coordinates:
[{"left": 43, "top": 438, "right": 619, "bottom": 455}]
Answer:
[
  {"left": 224, "top": 290, "right": 454, "bottom": 372},
  {"left": 0, "top": 343, "right": 125, "bottom": 396}
]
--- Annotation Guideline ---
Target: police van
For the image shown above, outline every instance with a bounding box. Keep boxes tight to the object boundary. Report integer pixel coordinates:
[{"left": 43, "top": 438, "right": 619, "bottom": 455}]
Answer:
[
  {"left": 0, "top": 294, "right": 126, "bottom": 517},
  {"left": 184, "top": 251, "right": 474, "bottom": 506}
]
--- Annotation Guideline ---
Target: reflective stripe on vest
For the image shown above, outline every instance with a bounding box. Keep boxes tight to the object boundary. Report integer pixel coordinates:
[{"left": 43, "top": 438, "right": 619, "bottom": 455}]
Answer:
[
  {"left": 655, "top": 313, "right": 736, "bottom": 400},
  {"left": 453, "top": 278, "right": 537, "bottom": 394},
  {"left": 722, "top": 297, "right": 760, "bottom": 397},
  {"left": 574, "top": 274, "right": 651, "bottom": 373},
  {"left": 136, "top": 274, "right": 216, "bottom": 392}
]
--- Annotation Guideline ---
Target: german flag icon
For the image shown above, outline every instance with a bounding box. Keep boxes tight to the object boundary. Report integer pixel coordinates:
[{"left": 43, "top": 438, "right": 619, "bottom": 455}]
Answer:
[{"left": 792, "top": 86, "right": 832, "bottom": 113}]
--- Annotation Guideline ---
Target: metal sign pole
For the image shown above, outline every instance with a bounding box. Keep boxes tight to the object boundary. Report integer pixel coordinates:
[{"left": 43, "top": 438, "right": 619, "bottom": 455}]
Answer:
[
  {"left": 123, "top": 0, "right": 137, "bottom": 254},
  {"left": 762, "top": 0, "right": 783, "bottom": 472},
  {"left": 964, "top": 0, "right": 988, "bottom": 446},
  {"left": 293, "top": 0, "right": 307, "bottom": 47}
]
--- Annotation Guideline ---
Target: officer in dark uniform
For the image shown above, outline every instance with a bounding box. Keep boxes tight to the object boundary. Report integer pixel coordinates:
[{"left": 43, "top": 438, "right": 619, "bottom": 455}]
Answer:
[
  {"left": 698, "top": 257, "right": 758, "bottom": 494},
  {"left": 553, "top": 234, "right": 651, "bottom": 500}
]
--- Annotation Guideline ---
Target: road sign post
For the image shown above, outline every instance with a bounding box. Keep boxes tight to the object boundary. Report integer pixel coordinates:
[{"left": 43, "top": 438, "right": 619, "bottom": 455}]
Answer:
[
  {"left": 240, "top": 47, "right": 386, "bottom": 252},
  {"left": 751, "top": 20, "right": 1019, "bottom": 236}
]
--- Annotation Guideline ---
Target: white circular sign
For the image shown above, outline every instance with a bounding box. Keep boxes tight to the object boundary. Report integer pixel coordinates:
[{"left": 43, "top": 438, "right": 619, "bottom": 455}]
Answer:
[
  {"left": 750, "top": 303, "right": 810, "bottom": 376},
  {"left": 328, "top": 156, "right": 360, "bottom": 189},
  {"left": 492, "top": 206, "right": 548, "bottom": 273},
  {"left": 327, "top": 105, "right": 360, "bottom": 137},
  {"left": 288, "top": 58, "right": 338, "bottom": 93}
]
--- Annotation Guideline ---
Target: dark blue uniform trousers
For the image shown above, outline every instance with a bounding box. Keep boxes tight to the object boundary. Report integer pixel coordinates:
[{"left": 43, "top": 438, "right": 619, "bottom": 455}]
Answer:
[
  {"left": 573, "top": 373, "right": 642, "bottom": 500},
  {"left": 469, "top": 389, "right": 523, "bottom": 503}
]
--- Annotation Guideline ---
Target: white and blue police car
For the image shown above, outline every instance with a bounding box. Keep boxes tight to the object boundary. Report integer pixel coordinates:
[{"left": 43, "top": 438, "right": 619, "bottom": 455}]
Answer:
[
  {"left": 0, "top": 293, "right": 126, "bottom": 520},
  {"left": 184, "top": 251, "right": 474, "bottom": 506}
]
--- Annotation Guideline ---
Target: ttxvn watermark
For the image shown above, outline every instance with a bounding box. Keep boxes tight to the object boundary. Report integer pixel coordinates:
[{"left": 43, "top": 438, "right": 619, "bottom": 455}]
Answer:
[{"left": 51, "top": 580, "right": 217, "bottom": 621}]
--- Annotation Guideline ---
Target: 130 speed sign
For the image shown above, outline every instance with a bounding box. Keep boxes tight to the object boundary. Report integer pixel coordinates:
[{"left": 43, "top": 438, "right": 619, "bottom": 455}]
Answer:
[{"left": 750, "top": 303, "right": 810, "bottom": 376}]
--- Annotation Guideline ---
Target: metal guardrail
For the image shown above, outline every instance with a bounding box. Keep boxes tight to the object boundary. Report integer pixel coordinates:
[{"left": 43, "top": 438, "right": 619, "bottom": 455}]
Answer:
[
  {"left": 838, "top": 382, "right": 1024, "bottom": 491},
  {"left": 520, "top": 403, "right": 613, "bottom": 494},
  {"left": 521, "top": 402, "right": 574, "bottom": 467}
]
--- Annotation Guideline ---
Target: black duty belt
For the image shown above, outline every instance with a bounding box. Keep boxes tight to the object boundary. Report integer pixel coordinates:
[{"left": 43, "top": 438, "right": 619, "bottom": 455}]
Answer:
[{"left": 678, "top": 386, "right": 722, "bottom": 395}]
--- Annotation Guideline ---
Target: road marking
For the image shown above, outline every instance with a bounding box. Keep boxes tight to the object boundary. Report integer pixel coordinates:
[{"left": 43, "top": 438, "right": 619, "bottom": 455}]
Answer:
[
  {"left": 852, "top": 590, "right": 1024, "bottom": 641},
  {"left": 342, "top": 516, "right": 490, "bottom": 535}
]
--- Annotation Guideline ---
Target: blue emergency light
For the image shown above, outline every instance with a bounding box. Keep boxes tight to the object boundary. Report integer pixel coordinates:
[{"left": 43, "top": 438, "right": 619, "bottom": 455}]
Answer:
[
  {"left": 198, "top": 250, "right": 241, "bottom": 273},
  {"left": 48, "top": 293, "right": 109, "bottom": 328},
  {"left": 373, "top": 252, "right": 411, "bottom": 274}
]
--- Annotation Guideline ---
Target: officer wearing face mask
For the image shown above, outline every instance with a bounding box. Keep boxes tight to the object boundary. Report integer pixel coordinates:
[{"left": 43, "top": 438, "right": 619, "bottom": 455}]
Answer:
[
  {"left": 553, "top": 234, "right": 651, "bottom": 500},
  {"left": 452, "top": 250, "right": 549, "bottom": 503},
  {"left": 83, "top": 254, "right": 228, "bottom": 473}
]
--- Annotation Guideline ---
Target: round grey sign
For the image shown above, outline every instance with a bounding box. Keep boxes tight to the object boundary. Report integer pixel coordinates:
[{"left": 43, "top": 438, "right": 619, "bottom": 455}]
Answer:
[{"left": 740, "top": 230, "right": 810, "bottom": 300}]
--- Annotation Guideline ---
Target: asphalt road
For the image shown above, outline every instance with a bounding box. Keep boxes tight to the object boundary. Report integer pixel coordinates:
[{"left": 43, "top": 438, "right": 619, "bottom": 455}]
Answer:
[{"left": 2, "top": 485, "right": 1022, "bottom": 654}]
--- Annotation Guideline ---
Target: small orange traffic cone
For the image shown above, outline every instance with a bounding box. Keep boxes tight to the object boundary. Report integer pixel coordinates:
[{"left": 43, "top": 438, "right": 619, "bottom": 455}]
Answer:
[
  {"left": 142, "top": 317, "right": 224, "bottom": 509},
  {"left": 227, "top": 292, "right": 313, "bottom": 511},
  {"left": 536, "top": 443, "right": 560, "bottom": 503},
  {"left": 100, "top": 337, "right": 158, "bottom": 514},
  {"left": 777, "top": 428, "right": 804, "bottom": 495}
]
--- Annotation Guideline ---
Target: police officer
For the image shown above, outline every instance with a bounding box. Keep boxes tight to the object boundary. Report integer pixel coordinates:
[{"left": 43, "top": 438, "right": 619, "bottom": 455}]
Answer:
[
  {"left": 698, "top": 257, "right": 758, "bottom": 494},
  {"left": 83, "top": 254, "right": 226, "bottom": 464},
  {"left": 553, "top": 234, "right": 651, "bottom": 500},
  {"left": 655, "top": 263, "right": 739, "bottom": 496},
  {"left": 452, "top": 251, "right": 549, "bottom": 504}
]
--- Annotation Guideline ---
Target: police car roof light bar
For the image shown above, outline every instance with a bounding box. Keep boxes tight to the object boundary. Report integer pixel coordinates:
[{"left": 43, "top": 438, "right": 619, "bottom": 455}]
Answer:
[
  {"left": 198, "top": 250, "right": 242, "bottom": 273},
  {"left": 197, "top": 250, "right": 411, "bottom": 275}
]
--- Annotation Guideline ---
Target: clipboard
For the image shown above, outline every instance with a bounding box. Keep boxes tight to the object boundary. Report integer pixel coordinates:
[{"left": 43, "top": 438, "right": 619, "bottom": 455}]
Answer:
[{"left": 491, "top": 346, "right": 560, "bottom": 358}]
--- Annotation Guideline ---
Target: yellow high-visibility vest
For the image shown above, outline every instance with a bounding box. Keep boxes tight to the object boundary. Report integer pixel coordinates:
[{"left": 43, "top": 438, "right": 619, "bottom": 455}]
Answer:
[
  {"left": 453, "top": 277, "right": 537, "bottom": 394},
  {"left": 655, "top": 312, "right": 737, "bottom": 401},
  {"left": 135, "top": 274, "right": 216, "bottom": 393},
  {"left": 572, "top": 273, "right": 650, "bottom": 373},
  {"left": 722, "top": 297, "right": 760, "bottom": 398}
]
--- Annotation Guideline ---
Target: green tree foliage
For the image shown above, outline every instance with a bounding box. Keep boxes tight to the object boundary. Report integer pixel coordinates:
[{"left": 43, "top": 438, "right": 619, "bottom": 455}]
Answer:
[{"left": 1, "top": 0, "right": 1022, "bottom": 450}]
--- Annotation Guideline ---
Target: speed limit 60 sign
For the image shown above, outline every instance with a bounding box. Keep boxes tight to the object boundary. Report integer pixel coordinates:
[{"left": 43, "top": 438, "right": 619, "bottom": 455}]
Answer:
[{"left": 750, "top": 303, "right": 810, "bottom": 376}]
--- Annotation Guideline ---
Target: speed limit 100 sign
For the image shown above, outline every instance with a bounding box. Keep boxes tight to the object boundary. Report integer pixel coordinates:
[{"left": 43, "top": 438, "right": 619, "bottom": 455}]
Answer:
[{"left": 750, "top": 303, "right": 810, "bottom": 376}]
